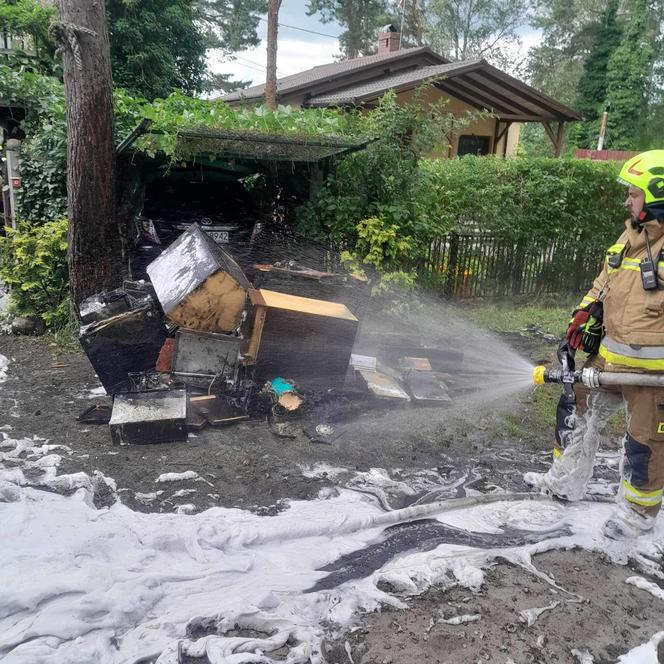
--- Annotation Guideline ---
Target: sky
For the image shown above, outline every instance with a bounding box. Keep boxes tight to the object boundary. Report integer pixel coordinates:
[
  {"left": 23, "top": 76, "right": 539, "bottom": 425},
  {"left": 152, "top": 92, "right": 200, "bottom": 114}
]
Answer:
[
  {"left": 207, "top": 1, "right": 345, "bottom": 88},
  {"left": 207, "top": 1, "right": 542, "bottom": 89}
]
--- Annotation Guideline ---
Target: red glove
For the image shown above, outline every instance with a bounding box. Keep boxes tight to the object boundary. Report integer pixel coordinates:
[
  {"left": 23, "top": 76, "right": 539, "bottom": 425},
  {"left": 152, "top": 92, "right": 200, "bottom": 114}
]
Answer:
[
  {"left": 566, "top": 309, "right": 590, "bottom": 350},
  {"left": 565, "top": 301, "right": 603, "bottom": 354}
]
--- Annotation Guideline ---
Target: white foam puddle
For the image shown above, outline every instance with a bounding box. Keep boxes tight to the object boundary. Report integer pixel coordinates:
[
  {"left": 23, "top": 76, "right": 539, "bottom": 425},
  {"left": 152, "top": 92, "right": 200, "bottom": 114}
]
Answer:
[
  {"left": 617, "top": 632, "right": 664, "bottom": 663},
  {"left": 0, "top": 354, "right": 9, "bottom": 383},
  {"left": 2, "top": 434, "right": 664, "bottom": 664}
]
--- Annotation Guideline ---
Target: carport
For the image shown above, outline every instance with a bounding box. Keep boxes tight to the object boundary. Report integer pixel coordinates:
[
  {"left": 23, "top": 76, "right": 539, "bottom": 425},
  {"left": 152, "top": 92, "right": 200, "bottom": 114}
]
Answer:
[{"left": 119, "top": 125, "right": 370, "bottom": 277}]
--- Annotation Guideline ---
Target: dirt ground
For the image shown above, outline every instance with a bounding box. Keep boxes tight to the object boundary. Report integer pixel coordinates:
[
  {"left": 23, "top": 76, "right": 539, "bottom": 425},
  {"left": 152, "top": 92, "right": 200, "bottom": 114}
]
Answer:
[
  {"left": 2, "top": 333, "right": 664, "bottom": 663},
  {"left": 0, "top": 334, "right": 550, "bottom": 514},
  {"left": 326, "top": 550, "right": 664, "bottom": 664}
]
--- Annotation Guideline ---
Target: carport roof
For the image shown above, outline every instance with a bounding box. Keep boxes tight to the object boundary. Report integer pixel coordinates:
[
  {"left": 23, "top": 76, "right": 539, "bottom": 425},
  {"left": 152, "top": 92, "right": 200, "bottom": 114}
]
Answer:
[
  {"left": 304, "top": 59, "right": 581, "bottom": 123},
  {"left": 165, "top": 128, "right": 370, "bottom": 163}
]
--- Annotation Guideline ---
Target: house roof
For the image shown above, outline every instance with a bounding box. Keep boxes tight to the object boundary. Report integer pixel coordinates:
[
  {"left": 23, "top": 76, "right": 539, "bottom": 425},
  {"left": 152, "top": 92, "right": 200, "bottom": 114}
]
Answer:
[
  {"left": 222, "top": 46, "right": 580, "bottom": 123},
  {"left": 222, "top": 46, "right": 448, "bottom": 103},
  {"left": 304, "top": 59, "right": 581, "bottom": 122},
  {"left": 305, "top": 61, "right": 480, "bottom": 106}
]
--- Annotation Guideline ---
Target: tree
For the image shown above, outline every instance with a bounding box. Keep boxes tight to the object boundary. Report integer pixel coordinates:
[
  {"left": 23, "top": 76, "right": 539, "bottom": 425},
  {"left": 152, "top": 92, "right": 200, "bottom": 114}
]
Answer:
[
  {"left": 575, "top": 0, "right": 622, "bottom": 147},
  {"left": 265, "top": 0, "right": 282, "bottom": 110},
  {"left": 526, "top": 0, "right": 606, "bottom": 106},
  {"left": 523, "top": 0, "right": 623, "bottom": 155},
  {"left": 195, "top": 0, "right": 266, "bottom": 53},
  {"left": 0, "top": 0, "right": 56, "bottom": 72},
  {"left": 387, "top": 0, "right": 426, "bottom": 47},
  {"left": 52, "top": 0, "right": 122, "bottom": 306},
  {"left": 1, "top": 0, "right": 266, "bottom": 99},
  {"left": 306, "top": 0, "right": 390, "bottom": 59},
  {"left": 201, "top": 71, "right": 251, "bottom": 95},
  {"left": 194, "top": 0, "right": 266, "bottom": 95},
  {"left": 423, "top": 0, "right": 528, "bottom": 68},
  {"left": 605, "top": 0, "right": 654, "bottom": 149},
  {"left": 106, "top": 0, "right": 208, "bottom": 100}
]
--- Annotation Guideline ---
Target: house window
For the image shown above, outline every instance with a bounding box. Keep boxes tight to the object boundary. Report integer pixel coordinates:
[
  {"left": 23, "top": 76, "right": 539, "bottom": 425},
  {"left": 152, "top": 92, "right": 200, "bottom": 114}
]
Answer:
[{"left": 457, "top": 135, "right": 491, "bottom": 156}]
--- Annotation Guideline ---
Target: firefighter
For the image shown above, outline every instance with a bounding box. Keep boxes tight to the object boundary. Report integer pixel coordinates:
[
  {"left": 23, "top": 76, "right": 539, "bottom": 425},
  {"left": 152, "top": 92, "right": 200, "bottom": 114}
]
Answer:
[
  {"left": 526, "top": 150, "right": 664, "bottom": 539},
  {"left": 525, "top": 353, "right": 623, "bottom": 504}
]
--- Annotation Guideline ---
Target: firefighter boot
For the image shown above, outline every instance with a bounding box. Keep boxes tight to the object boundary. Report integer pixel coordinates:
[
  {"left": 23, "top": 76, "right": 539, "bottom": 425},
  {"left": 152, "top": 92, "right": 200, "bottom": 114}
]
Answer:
[
  {"left": 602, "top": 503, "right": 655, "bottom": 540},
  {"left": 525, "top": 388, "right": 623, "bottom": 502},
  {"left": 603, "top": 430, "right": 664, "bottom": 540},
  {"left": 523, "top": 468, "right": 573, "bottom": 501}
]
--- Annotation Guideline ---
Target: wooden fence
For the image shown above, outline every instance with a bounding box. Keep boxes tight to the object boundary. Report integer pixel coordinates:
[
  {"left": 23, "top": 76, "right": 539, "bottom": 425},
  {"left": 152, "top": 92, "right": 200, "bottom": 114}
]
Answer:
[
  {"left": 416, "top": 232, "right": 604, "bottom": 298},
  {"left": 575, "top": 149, "right": 638, "bottom": 162}
]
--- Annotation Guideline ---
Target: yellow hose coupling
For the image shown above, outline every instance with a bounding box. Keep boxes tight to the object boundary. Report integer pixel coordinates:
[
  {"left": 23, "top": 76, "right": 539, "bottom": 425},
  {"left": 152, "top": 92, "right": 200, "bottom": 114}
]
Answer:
[{"left": 532, "top": 365, "right": 546, "bottom": 385}]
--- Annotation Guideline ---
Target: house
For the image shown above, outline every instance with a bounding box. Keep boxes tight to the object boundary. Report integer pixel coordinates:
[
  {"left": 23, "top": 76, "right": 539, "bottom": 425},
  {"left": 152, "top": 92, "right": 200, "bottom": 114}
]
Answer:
[{"left": 222, "top": 26, "right": 581, "bottom": 157}]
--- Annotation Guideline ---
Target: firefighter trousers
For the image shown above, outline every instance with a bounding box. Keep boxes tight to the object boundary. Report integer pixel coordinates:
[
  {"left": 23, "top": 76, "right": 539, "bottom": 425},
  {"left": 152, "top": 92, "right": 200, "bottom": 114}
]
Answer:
[{"left": 550, "top": 359, "right": 664, "bottom": 517}]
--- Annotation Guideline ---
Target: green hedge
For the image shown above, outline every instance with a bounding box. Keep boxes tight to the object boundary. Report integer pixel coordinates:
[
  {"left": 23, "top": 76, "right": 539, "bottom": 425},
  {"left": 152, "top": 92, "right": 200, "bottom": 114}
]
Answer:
[
  {"left": 300, "top": 153, "right": 628, "bottom": 266},
  {"left": 422, "top": 156, "right": 627, "bottom": 250}
]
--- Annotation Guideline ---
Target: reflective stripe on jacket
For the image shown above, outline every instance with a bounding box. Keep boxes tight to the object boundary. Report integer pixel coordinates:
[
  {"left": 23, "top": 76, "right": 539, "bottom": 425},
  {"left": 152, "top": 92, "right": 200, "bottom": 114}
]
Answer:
[{"left": 580, "top": 219, "right": 664, "bottom": 370}]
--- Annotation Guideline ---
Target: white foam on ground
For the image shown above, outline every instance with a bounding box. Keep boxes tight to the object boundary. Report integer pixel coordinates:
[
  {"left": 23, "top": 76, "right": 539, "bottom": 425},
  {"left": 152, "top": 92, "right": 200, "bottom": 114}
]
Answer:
[
  {"left": 0, "top": 284, "right": 11, "bottom": 333},
  {"left": 156, "top": 471, "right": 199, "bottom": 483},
  {"left": 617, "top": 632, "right": 664, "bottom": 663},
  {"left": 0, "top": 354, "right": 9, "bottom": 383},
  {"left": 173, "top": 488, "right": 197, "bottom": 498},
  {"left": 2, "top": 434, "right": 664, "bottom": 664},
  {"left": 76, "top": 385, "right": 107, "bottom": 399},
  {"left": 625, "top": 576, "right": 664, "bottom": 601},
  {"left": 299, "top": 462, "right": 348, "bottom": 480},
  {"left": 134, "top": 491, "right": 163, "bottom": 503}
]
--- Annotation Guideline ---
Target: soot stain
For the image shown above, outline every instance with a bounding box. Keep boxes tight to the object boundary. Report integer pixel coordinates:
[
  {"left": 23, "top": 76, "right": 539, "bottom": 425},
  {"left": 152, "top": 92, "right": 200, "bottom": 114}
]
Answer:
[{"left": 307, "top": 518, "right": 572, "bottom": 592}]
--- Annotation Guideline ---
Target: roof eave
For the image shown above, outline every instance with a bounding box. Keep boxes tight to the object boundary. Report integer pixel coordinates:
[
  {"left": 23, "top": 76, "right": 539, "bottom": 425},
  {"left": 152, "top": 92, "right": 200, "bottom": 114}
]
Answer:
[{"left": 477, "top": 62, "right": 582, "bottom": 121}]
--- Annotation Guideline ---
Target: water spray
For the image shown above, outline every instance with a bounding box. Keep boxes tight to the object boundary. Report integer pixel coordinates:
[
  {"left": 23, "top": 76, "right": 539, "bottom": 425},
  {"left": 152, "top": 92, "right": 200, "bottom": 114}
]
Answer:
[{"left": 532, "top": 365, "right": 664, "bottom": 389}]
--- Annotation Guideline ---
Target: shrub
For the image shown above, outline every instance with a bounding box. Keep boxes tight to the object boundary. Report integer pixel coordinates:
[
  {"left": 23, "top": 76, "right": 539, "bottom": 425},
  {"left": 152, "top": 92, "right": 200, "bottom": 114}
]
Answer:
[
  {"left": 0, "top": 66, "right": 68, "bottom": 221},
  {"left": 340, "top": 216, "right": 419, "bottom": 315},
  {"left": 422, "top": 156, "right": 627, "bottom": 252},
  {"left": 301, "top": 153, "right": 628, "bottom": 296},
  {"left": 303, "top": 153, "right": 627, "bottom": 258},
  {"left": 296, "top": 88, "right": 480, "bottom": 247},
  {"left": 0, "top": 219, "right": 69, "bottom": 328}
]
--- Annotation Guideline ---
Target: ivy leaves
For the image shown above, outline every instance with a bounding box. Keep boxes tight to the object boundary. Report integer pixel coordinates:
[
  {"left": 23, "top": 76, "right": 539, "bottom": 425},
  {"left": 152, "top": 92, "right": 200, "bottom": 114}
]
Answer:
[{"left": 0, "top": 67, "right": 366, "bottom": 223}]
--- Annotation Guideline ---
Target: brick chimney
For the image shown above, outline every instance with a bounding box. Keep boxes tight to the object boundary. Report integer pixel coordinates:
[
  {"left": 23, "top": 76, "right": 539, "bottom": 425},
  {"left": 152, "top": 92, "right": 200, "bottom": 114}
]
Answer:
[{"left": 377, "top": 25, "right": 400, "bottom": 55}]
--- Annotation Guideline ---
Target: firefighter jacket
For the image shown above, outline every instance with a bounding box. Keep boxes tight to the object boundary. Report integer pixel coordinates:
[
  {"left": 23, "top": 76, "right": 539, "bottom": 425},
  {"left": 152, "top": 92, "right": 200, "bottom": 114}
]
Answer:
[{"left": 579, "top": 218, "right": 664, "bottom": 371}]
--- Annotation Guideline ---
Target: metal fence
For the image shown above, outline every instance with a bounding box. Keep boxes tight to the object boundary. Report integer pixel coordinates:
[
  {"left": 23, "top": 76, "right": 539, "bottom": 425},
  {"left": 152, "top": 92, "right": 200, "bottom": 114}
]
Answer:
[{"left": 416, "top": 232, "right": 604, "bottom": 298}]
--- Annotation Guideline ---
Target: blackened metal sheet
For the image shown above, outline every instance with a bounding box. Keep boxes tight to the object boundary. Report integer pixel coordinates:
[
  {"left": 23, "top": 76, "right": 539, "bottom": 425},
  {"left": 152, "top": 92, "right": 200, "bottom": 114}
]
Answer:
[
  {"left": 307, "top": 519, "right": 573, "bottom": 592},
  {"left": 146, "top": 223, "right": 250, "bottom": 315},
  {"left": 173, "top": 329, "right": 241, "bottom": 389}
]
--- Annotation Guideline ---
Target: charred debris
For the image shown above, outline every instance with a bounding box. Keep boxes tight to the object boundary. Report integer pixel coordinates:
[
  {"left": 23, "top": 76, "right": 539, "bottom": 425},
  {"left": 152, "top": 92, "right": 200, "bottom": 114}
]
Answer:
[{"left": 78, "top": 223, "right": 461, "bottom": 445}]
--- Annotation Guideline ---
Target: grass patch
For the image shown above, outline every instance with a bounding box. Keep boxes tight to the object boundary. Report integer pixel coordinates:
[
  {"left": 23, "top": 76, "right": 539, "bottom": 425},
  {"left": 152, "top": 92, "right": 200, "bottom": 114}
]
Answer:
[
  {"left": 461, "top": 298, "right": 629, "bottom": 446},
  {"left": 44, "top": 321, "right": 81, "bottom": 355},
  {"left": 494, "top": 384, "right": 560, "bottom": 444},
  {"left": 461, "top": 295, "right": 580, "bottom": 337}
]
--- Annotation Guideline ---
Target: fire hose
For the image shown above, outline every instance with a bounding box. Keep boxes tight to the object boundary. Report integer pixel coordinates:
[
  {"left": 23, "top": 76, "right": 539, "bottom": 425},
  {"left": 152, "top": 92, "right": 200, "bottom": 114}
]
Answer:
[{"left": 532, "top": 365, "right": 664, "bottom": 389}]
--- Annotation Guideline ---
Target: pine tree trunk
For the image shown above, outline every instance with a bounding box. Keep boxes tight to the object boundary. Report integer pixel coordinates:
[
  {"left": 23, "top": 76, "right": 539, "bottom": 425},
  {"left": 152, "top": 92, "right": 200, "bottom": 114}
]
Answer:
[
  {"left": 265, "top": 0, "right": 282, "bottom": 110},
  {"left": 54, "top": 0, "right": 122, "bottom": 308},
  {"left": 347, "top": 1, "right": 358, "bottom": 59},
  {"left": 412, "top": 0, "right": 423, "bottom": 46}
]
